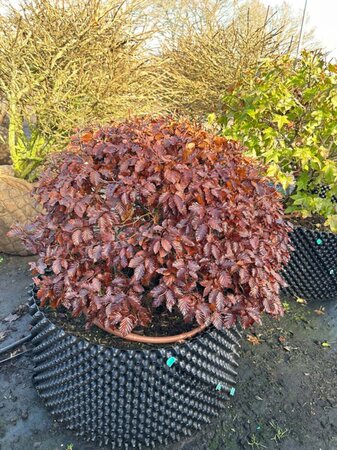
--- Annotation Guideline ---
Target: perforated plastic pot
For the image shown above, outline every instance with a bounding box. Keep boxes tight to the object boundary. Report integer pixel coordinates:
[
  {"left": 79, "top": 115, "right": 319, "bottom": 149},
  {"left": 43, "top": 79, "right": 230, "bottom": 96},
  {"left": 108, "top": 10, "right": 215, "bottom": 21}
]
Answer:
[
  {"left": 28, "top": 289, "right": 241, "bottom": 450},
  {"left": 282, "top": 226, "right": 337, "bottom": 301}
]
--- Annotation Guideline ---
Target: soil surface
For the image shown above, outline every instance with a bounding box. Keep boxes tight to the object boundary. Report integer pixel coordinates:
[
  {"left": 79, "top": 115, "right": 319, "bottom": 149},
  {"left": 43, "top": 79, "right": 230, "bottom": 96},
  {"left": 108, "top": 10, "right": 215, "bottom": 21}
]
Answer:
[
  {"left": 0, "top": 254, "right": 336, "bottom": 450},
  {"left": 42, "top": 302, "right": 196, "bottom": 350},
  {"left": 289, "top": 214, "right": 330, "bottom": 232},
  {"left": 43, "top": 305, "right": 194, "bottom": 350}
]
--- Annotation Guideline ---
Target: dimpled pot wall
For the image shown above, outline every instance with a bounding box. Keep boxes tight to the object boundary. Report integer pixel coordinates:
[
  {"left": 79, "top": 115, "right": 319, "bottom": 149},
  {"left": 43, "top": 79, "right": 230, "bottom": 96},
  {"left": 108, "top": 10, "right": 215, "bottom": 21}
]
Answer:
[
  {"left": 28, "top": 289, "right": 241, "bottom": 450},
  {"left": 282, "top": 226, "right": 337, "bottom": 301}
]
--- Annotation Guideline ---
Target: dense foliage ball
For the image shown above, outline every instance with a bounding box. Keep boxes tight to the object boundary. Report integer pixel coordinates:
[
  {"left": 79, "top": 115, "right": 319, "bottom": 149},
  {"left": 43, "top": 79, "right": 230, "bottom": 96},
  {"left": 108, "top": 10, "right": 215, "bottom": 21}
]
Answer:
[{"left": 13, "top": 118, "right": 291, "bottom": 335}]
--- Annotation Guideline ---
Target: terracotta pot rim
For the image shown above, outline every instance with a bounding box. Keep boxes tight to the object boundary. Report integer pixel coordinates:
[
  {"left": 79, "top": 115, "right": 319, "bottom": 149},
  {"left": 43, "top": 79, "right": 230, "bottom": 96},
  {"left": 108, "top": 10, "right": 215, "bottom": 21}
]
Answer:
[{"left": 85, "top": 308, "right": 207, "bottom": 344}]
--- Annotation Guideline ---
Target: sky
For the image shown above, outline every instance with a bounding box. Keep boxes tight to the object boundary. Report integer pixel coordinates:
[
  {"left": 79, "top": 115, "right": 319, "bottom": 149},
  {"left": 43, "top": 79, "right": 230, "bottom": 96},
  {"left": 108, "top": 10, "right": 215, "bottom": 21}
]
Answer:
[{"left": 261, "top": 0, "right": 337, "bottom": 57}]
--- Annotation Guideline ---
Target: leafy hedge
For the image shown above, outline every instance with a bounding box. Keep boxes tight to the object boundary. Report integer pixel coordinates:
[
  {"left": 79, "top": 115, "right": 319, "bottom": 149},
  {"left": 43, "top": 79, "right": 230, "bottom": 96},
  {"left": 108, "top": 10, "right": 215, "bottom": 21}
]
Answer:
[{"left": 218, "top": 51, "right": 337, "bottom": 231}]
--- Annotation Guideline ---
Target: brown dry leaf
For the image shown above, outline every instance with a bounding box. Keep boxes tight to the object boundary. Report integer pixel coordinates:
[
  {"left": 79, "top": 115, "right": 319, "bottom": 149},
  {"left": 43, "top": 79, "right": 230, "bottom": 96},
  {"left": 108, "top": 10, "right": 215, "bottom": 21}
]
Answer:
[
  {"left": 278, "top": 335, "right": 287, "bottom": 343},
  {"left": 314, "top": 307, "right": 325, "bottom": 316},
  {"left": 247, "top": 334, "right": 262, "bottom": 345},
  {"left": 3, "top": 313, "right": 20, "bottom": 323},
  {"left": 80, "top": 132, "right": 93, "bottom": 143}
]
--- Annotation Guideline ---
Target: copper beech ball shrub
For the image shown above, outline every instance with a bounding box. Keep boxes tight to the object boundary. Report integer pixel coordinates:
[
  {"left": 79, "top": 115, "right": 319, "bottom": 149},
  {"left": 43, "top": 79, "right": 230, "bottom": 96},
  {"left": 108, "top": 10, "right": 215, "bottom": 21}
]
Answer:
[{"left": 12, "top": 118, "right": 292, "bottom": 336}]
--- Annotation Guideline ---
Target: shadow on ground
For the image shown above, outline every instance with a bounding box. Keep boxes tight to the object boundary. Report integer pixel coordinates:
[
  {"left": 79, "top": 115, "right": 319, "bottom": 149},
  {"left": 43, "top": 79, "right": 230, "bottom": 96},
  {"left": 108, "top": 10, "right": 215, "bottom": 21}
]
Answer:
[{"left": 0, "top": 255, "right": 336, "bottom": 450}]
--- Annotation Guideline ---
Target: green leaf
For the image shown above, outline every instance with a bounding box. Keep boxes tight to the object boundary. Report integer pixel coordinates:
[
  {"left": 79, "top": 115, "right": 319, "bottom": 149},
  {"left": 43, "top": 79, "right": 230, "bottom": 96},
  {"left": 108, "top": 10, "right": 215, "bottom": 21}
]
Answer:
[
  {"left": 331, "top": 95, "right": 337, "bottom": 109},
  {"left": 296, "top": 172, "right": 309, "bottom": 190},
  {"left": 247, "top": 109, "right": 257, "bottom": 119},
  {"left": 278, "top": 172, "right": 294, "bottom": 190},
  {"left": 272, "top": 114, "right": 289, "bottom": 130},
  {"left": 324, "top": 215, "right": 337, "bottom": 232},
  {"left": 323, "top": 163, "right": 335, "bottom": 184},
  {"left": 266, "top": 163, "right": 279, "bottom": 178},
  {"left": 321, "top": 341, "right": 331, "bottom": 348},
  {"left": 208, "top": 113, "right": 216, "bottom": 124}
]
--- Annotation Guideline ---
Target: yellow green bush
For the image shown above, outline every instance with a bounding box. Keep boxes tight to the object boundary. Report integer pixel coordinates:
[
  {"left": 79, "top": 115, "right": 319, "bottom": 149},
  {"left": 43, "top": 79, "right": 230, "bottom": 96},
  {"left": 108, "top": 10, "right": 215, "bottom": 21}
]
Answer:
[{"left": 218, "top": 51, "right": 337, "bottom": 231}]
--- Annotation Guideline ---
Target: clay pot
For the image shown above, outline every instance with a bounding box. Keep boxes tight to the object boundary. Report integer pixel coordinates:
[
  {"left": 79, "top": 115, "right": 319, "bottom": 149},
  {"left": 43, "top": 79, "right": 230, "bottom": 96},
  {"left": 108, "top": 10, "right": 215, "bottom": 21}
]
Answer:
[
  {"left": 0, "top": 125, "right": 10, "bottom": 165},
  {"left": 91, "top": 311, "right": 207, "bottom": 344},
  {"left": 0, "top": 165, "right": 15, "bottom": 177},
  {"left": 0, "top": 175, "right": 39, "bottom": 255}
]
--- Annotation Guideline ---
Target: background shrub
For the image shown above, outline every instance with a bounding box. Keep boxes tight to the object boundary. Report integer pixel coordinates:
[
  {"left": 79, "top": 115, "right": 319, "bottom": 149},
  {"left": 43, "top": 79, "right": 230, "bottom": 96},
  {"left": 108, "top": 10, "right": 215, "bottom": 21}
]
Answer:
[
  {"left": 152, "top": 0, "right": 314, "bottom": 118},
  {"left": 0, "top": 0, "right": 315, "bottom": 179},
  {"left": 0, "top": 0, "right": 159, "bottom": 179},
  {"left": 12, "top": 118, "right": 291, "bottom": 335},
  {"left": 219, "top": 51, "right": 337, "bottom": 231}
]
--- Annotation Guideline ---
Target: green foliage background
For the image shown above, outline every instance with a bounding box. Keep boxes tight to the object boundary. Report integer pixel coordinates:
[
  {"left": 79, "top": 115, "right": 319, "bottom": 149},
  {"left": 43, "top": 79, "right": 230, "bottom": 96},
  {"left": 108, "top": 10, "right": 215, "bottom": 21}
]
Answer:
[{"left": 218, "top": 51, "right": 337, "bottom": 231}]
